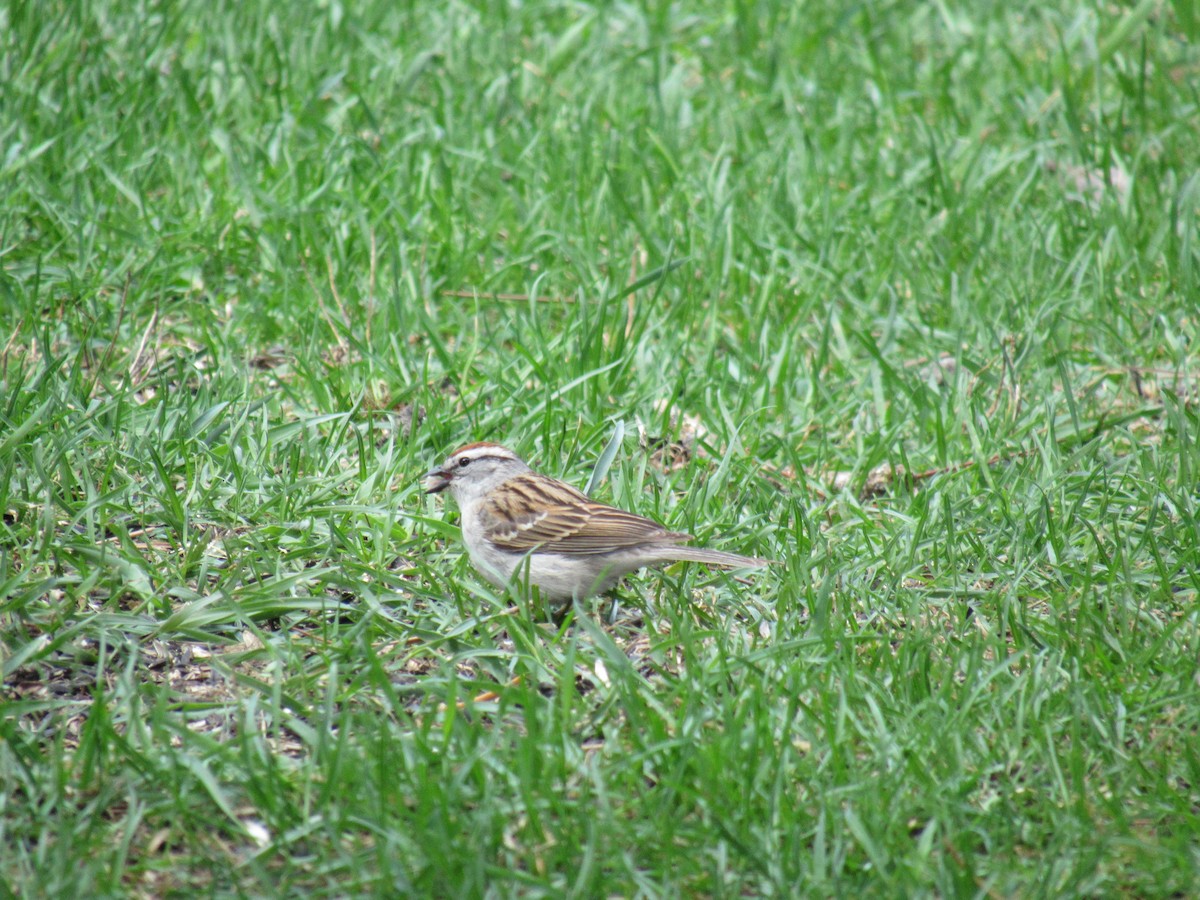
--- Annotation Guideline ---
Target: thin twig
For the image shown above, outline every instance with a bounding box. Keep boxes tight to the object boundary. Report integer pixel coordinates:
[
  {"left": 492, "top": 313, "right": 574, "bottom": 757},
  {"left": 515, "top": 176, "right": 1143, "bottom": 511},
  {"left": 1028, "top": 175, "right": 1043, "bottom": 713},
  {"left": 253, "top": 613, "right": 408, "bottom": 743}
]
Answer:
[
  {"left": 0, "top": 316, "right": 25, "bottom": 367},
  {"left": 127, "top": 306, "right": 160, "bottom": 388},
  {"left": 909, "top": 448, "right": 1038, "bottom": 483}
]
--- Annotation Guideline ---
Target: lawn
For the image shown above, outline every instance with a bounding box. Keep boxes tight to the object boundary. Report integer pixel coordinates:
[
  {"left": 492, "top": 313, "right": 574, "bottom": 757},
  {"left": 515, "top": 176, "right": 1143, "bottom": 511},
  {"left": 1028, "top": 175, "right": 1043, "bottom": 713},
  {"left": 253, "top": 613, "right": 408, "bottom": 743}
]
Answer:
[{"left": 2, "top": 0, "right": 1199, "bottom": 895}]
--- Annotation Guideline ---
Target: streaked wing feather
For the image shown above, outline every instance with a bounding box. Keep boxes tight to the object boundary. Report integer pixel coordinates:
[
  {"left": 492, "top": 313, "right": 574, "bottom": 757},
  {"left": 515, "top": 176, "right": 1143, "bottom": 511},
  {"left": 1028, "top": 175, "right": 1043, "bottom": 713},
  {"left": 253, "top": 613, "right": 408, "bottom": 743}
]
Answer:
[{"left": 481, "top": 473, "right": 687, "bottom": 555}]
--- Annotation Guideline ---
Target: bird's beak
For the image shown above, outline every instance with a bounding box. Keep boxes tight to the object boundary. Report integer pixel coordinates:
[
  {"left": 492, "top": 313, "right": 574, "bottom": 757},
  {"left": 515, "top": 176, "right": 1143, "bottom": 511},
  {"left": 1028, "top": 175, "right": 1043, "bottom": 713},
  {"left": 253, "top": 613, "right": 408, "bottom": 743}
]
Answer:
[{"left": 423, "top": 467, "right": 450, "bottom": 494}]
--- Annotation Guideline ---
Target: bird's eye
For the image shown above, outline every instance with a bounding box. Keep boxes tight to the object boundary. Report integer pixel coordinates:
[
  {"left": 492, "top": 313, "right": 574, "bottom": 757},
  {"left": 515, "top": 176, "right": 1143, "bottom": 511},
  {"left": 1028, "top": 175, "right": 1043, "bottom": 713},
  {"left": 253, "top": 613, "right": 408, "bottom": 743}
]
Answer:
[{"left": 458, "top": 457, "right": 471, "bottom": 468}]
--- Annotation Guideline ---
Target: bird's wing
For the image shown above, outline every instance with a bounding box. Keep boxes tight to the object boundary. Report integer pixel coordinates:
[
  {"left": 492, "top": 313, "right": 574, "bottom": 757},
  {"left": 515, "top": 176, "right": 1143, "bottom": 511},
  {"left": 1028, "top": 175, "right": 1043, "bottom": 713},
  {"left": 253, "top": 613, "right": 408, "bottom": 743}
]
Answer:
[{"left": 480, "top": 473, "right": 689, "bottom": 555}]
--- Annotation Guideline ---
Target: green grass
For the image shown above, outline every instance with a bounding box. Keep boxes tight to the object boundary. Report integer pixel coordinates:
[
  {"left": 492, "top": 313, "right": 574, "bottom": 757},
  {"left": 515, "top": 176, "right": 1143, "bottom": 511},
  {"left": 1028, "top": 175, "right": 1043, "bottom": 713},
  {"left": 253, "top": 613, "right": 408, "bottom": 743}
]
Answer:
[{"left": 2, "top": 0, "right": 1199, "bottom": 895}]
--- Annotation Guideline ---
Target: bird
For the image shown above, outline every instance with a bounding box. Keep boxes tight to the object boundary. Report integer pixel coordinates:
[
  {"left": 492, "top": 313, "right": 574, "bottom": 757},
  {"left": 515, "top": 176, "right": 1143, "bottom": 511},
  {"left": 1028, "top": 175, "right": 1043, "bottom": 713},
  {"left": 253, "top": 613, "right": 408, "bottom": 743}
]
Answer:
[{"left": 423, "top": 442, "right": 773, "bottom": 602}]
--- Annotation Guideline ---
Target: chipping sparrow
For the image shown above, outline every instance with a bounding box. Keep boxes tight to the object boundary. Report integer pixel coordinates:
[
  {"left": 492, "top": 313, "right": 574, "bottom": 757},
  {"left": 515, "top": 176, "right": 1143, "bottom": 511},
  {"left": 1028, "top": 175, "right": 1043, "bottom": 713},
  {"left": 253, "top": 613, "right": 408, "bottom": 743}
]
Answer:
[{"left": 424, "top": 442, "right": 773, "bottom": 601}]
